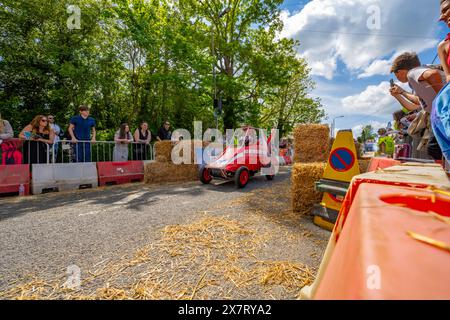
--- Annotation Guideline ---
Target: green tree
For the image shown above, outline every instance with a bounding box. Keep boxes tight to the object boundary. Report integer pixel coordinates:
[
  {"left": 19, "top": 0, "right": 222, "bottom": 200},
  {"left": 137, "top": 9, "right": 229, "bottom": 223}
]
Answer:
[
  {"left": 0, "top": 0, "right": 324, "bottom": 137},
  {"left": 357, "top": 125, "right": 377, "bottom": 144}
]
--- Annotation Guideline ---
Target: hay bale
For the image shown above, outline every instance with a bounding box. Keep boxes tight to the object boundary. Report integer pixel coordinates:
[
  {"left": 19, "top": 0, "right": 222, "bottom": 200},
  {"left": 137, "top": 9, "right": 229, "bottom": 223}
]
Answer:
[
  {"left": 155, "top": 140, "right": 210, "bottom": 164},
  {"left": 144, "top": 162, "right": 199, "bottom": 184},
  {"left": 293, "top": 125, "right": 330, "bottom": 163},
  {"left": 155, "top": 155, "right": 168, "bottom": 162},
  {"left": 291, "top": 163, "right": 326, "bottom": 215},
  {"left": 358, "top": 159, "right": 370, "bottom": 174},
  {"left": 154, "top": 141, "right": 175, "bottom": 163}
]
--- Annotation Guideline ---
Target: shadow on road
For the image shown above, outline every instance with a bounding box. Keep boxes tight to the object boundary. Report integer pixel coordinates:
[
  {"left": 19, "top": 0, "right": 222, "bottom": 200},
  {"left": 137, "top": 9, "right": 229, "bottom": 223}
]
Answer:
[{"left": 0, "top": 172, "right": 290, "bottom": 222}]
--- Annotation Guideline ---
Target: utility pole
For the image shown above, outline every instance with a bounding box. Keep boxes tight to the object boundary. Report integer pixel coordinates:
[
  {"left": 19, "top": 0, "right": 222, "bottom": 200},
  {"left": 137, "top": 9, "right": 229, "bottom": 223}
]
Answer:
[{"left": 331, "top": 116, "right": 344, "bottom": 138}]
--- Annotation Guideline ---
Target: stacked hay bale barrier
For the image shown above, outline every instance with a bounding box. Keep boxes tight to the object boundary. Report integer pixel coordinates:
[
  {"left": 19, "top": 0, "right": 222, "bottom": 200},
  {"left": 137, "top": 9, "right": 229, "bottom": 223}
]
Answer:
[
  {"left": 292, "top": 163, "right": 326, "bottom": 215},
  {"left": 293, "top": 124, "right": 330, "bottom": 163},
  {"left": 154, "top": 141, "right": 174, "bottom": 163},
  {"left": 145, "top": 140, "right": 203, "bottom": 184},
  {"left": 292, "top": 124, "right": 330, "bottom": 215},
  {"left": 144, "top": 162, "right": 199, "bottom": 184}
]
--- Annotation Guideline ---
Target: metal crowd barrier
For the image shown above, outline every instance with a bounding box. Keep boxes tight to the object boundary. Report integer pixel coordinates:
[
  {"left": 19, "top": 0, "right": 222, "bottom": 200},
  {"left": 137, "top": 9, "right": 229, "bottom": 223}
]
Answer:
[
  {"left": 0, "top": 139, "right": 154, "bottom": 165},
  {"left": 50, "top": 140, "right": 154, "bottom": 163},
  {"left": 0, "top": 138, "right": 50, "bottom": 165}
]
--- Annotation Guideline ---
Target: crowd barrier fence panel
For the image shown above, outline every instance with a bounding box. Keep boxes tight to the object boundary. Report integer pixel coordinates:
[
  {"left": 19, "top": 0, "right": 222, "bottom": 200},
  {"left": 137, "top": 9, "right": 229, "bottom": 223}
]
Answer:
[{"left": 50, "top": 140, "right": 154, "bottom": 164}]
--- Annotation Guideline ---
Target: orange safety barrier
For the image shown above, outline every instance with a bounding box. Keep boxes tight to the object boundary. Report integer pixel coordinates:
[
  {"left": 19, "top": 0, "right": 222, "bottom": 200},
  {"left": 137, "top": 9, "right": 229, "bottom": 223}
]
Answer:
[
  {"left": 300, "top": 163, "right": 450, "bottom": 300},
  {"left": 97, "top": 161, "right": 144, "bottom": 186},
  {"left": 0, "top": 164, "right": 30, "bottom": 196},
  {"left": 367, "top": 157, "right": 401, "bottom": 172},
  {"left": 315, "top": 183, "right": 450, "bottom": 300},
  {"left": 334, "top": 164, "right": 449, "bottom": 240}
]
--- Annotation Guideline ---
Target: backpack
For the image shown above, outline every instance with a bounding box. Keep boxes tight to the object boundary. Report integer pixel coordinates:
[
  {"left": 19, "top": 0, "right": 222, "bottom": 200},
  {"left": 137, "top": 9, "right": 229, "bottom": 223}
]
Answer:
[{"left": 1, "top": 141, "right": 23, "bottom": 165}]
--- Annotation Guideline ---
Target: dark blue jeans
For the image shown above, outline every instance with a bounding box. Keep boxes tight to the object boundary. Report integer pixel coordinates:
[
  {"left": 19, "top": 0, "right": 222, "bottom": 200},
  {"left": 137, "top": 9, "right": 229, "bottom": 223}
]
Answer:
[{"left": 75, "top": 142, "right": 91, "bottom": 163}]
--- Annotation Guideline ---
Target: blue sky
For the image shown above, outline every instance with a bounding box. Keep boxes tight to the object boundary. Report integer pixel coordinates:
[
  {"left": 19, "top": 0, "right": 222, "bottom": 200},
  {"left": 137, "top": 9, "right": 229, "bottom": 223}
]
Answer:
[{"left": 278, "top": 0, "right": 448, "bottom": 136}]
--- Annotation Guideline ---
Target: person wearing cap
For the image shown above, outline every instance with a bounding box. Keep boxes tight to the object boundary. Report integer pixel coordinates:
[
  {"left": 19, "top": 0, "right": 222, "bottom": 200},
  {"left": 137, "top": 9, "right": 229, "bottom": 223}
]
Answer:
[
  {"left": 68, "top": 105, "right": 96, "bottom": 163},
  {"left": 390, "top": 52, "right": 445, "bottom": 160}
]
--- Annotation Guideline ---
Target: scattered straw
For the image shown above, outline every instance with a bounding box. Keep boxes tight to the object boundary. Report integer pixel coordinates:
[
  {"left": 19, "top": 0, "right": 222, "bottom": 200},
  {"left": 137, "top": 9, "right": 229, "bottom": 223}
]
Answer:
[
  {"left": 1, "top": 178, "right": 323, "bottom": 300},
  {"left": 1, "top": 214, "right": 316, "bottom": 300},
  {"left": 256, "top": 261, "right": 315, "bottom": 290}
]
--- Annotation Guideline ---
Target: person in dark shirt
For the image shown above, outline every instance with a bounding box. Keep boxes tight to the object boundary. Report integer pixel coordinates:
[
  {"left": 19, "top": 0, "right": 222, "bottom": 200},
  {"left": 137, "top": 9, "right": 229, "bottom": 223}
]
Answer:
[
  {"left": 19, "top": 115, "right": 55, "bottom": 164},
  {"left": 68, "top": 105, "right": 96, "bottom": 162},
  {"left": 133, "top": 121, "right": 152, "bottom": 160},
  {"left": 157, "top": 120, "right": 172, "bottom": 141}
]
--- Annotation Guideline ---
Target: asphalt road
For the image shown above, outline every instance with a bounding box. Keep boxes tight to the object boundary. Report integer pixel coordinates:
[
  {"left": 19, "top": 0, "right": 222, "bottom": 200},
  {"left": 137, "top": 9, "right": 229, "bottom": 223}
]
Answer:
[{"left": 0, "top": 170, "right": 330, "bottom": 299}]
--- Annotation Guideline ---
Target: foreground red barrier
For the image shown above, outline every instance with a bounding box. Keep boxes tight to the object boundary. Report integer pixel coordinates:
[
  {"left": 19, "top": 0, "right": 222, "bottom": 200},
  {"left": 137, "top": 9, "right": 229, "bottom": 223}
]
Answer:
[
  {"left": 315, "top": 183, "right": 450, "bottom": 300},
  {"left": 96, "top": 161, "right": 144, "bottom": 186},
  {"left": 0, "top": 164, "right": 30, "bottom": 196},
  {"left": 367, "top": 157, "right": 401, "bottom": 172}
]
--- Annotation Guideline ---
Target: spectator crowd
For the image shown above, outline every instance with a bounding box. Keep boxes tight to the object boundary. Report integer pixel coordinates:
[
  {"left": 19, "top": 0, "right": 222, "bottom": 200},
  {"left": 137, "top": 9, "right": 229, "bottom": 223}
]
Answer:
[
  {"left": 0, "top": 105, "right": 173, "bottom": 165},
  {"left": 376, "top": 1, "right": 450, "bottom": 168}
]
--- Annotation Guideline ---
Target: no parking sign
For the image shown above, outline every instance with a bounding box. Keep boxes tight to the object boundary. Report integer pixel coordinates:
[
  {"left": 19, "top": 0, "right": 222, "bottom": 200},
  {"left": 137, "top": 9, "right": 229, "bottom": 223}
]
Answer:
[
  {"left": 329, "top": 148, "right": 356, "bottom": 173},
  {"left": 323, "top": 130, "right": 360, "bottom": 183}
]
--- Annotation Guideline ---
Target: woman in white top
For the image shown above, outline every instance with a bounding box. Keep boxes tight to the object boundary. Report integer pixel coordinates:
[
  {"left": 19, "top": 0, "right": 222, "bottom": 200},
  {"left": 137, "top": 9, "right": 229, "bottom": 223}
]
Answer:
[{"left": 113, "top": 123, "right": 134, "bottom": 162}]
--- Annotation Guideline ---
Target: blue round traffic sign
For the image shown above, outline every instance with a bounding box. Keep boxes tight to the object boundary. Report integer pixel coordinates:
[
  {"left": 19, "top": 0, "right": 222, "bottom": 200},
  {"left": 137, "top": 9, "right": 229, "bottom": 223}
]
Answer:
[{"left": 329, "top": 147, "right": 355, "bottom": 172}]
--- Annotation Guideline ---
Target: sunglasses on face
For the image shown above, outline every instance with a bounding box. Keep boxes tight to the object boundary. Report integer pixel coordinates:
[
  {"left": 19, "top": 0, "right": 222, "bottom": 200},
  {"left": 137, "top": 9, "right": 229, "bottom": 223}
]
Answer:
[{"left": 41, "top": 119, "right": 48, "bottom": 122}]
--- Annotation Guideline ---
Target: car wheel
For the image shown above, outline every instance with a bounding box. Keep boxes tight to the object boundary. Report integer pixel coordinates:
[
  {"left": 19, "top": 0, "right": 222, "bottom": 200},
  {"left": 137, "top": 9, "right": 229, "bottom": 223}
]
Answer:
[
  {"left": 265, "top": 175, "right": 274, "bottom": 181},
  {"left": 235, "top": 167, "right": 249, "bottom": 188},
  {"left": 200, "top": 166, "right": 213, "bottom": 184}
]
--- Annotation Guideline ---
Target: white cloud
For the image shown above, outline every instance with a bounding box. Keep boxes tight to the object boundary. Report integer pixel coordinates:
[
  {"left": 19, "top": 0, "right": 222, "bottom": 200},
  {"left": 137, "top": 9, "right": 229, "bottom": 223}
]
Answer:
[
  {"left": 341, "top": 81, "right": 398, "bottom": 115},
  {"left": 358, "top": 59, "right": 391, "bottom": 78},
  {"left": 281, "top": 0, "right": 439, "bottom": 79}
]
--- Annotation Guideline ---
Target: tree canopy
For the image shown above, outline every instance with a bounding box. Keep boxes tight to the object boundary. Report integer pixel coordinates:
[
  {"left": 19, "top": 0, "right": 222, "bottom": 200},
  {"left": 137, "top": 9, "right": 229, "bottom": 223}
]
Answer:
[
  {"left": 357, "top": 125, "right": 377, "bottom": 144},
  {"left": 0, "top": 0, "right": 325, "bottom": 138}
]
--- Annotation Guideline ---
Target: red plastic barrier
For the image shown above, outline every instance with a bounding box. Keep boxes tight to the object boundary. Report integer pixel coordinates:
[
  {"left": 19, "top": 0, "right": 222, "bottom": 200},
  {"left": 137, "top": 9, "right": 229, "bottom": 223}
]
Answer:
[
  {"left": 97, "top": 161, "right": 144, "bottom": 186},
  {"left": 367, "top": 157, "right": 401, "bottom": 172},
  {"left": 315, "top": 184, "right": 450, "bottom": 300},
  {"left": 334, "top": 164, "right": 448, "bottom": 241},
  {"left": 0, "top": 164, "right": 30, "bottom": 195}
]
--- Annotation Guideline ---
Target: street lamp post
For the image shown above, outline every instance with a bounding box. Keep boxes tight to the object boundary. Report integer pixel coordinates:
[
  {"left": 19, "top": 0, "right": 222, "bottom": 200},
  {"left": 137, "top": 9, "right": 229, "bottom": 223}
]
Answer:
[
  {"left": 212, "top": 8, "right": 230, "bottom": 129},
  {"left": 331, "top": 116, "right": 344, "bottom": 138}
]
